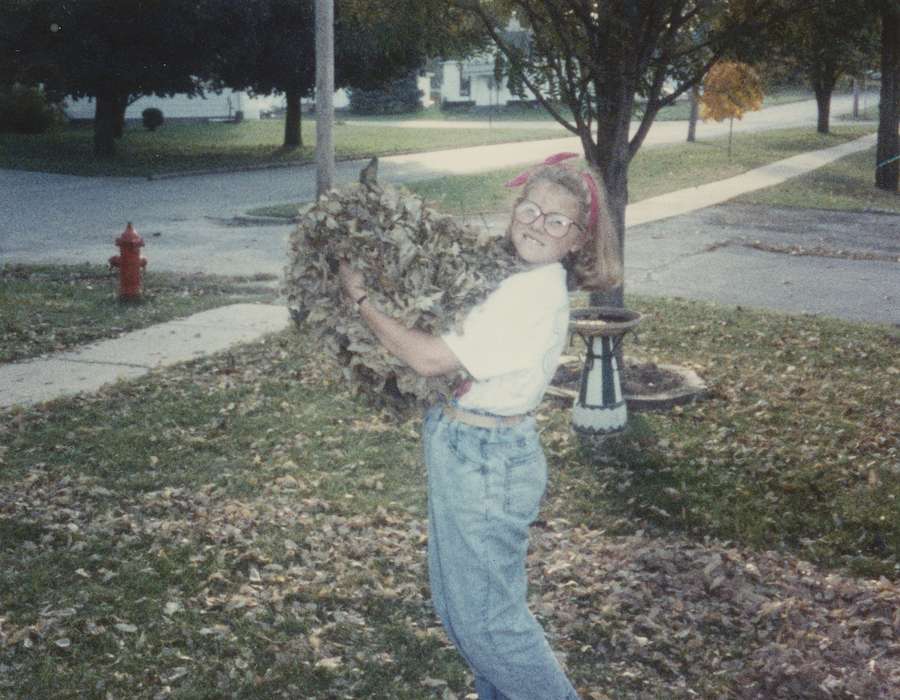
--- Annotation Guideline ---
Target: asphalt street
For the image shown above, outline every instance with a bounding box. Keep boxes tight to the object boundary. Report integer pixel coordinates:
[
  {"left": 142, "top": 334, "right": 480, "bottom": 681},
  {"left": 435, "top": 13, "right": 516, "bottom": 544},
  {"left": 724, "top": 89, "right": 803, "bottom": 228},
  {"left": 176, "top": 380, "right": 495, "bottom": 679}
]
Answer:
[
  {"left": 0, "top": 96, "right": 869, "bottom": 268},
  {"left": 626, "top": 204, "right": 898, "bottom": 325},
  {"left": 1, "top": 95, "right": 897, "bottom": 326}
]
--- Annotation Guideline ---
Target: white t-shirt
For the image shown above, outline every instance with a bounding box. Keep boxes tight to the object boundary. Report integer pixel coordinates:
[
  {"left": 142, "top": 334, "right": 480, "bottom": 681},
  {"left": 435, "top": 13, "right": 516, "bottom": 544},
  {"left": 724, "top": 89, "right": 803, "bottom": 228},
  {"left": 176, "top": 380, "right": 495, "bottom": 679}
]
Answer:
[{"left": 442, "top": 263, "right": 569, "bottom": 416}]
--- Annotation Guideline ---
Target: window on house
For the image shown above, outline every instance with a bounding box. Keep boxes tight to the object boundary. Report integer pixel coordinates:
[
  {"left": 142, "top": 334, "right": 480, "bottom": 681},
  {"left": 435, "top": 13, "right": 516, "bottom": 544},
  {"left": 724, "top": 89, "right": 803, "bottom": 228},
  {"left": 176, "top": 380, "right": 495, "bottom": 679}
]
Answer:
[{"left": 458, "top": 63, "right": 471, "bottom": 97}]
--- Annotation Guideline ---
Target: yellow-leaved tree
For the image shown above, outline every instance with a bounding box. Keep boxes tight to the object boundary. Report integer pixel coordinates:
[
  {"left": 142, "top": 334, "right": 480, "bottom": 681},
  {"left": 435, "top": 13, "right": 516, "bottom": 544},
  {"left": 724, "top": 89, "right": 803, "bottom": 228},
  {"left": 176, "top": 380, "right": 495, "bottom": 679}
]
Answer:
[{"left": 700, "top": 61, "right": 764, "bottom": 157}]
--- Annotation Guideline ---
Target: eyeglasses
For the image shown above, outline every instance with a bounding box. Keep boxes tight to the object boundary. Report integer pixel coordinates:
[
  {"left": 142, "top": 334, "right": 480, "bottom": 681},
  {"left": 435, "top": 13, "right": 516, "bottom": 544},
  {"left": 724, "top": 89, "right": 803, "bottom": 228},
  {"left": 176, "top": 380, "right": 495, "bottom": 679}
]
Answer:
[{"left": 513, "top": 200, "right": 582, "bottom": 239}]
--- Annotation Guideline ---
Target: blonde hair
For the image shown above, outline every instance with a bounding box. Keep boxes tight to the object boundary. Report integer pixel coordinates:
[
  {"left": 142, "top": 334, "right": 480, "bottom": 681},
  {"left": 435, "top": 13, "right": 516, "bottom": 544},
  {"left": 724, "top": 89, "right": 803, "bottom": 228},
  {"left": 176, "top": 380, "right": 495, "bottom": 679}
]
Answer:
[{"left": 512, "top": 165, "right": 623, "bottom": 292}]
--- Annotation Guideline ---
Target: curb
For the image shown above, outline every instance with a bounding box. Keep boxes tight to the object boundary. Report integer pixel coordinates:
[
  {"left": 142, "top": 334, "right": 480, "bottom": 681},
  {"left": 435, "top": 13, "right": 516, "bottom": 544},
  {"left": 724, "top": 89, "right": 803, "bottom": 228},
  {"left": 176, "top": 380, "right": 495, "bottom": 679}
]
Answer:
[
  {"left": 146, "top": 150, "right": 379, "bottom": 180},
  {"left": 230, "top": 214, "right": 300, "bottom": 225},
  {"left": 141, "top": 131, "right": 586, "bottom": 181},
  {"left": 146, "top": 159, "right": 316, "bottom": 181}
]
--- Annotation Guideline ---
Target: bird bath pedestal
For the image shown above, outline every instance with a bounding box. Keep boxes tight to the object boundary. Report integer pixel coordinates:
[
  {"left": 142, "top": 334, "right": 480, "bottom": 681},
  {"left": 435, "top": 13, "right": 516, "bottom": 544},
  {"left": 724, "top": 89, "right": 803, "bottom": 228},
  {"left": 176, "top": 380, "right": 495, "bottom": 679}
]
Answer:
[{"left": 569, "top": 307, "right": 642, "bottom": 436}]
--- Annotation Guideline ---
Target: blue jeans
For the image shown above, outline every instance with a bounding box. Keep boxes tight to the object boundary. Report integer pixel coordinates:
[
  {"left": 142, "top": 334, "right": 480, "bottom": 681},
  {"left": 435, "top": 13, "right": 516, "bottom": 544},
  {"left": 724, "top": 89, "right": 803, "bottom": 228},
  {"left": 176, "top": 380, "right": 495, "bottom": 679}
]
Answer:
[{"left": 423, "top": 405, "right": 581, "bottom": 700}]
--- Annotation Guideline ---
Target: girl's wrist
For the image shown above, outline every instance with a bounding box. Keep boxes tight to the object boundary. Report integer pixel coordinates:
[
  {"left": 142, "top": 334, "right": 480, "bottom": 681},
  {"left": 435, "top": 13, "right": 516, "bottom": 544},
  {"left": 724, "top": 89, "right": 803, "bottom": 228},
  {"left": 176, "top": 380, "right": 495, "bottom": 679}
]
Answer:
[{"left": 343, "top": 285, "right": 365, "bottom": 302}]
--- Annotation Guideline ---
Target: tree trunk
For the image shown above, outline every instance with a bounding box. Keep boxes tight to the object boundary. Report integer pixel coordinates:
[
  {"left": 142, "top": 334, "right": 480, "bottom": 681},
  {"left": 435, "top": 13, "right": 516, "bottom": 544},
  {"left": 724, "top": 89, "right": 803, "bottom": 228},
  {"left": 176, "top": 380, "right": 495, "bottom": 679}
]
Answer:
[
  {"left": 813, "top": 81, "right": 833, "bottom": 134},
  {"left": 876, "top": 3, "right": 899, "bottom": 192},
  {"left": 283, "top": 88, "right": 303, "bottom": 148},
  {"left": 728, "top": 117, "right": 734, "bottom": 158},
  {"left": 113, "top": 94, "right": 128, "bottom": 139},
  {"left": 93, "top": 93, "right": 117, "bottom": 157},
  {"left": 687, "top": 85, "right": 700, "bottom": 142},
  {"left": 853, "top": 76, "right": 860, "bottom": 118},
  {"left": 586, "top": 92, "right": 631, "bottom": 309}
]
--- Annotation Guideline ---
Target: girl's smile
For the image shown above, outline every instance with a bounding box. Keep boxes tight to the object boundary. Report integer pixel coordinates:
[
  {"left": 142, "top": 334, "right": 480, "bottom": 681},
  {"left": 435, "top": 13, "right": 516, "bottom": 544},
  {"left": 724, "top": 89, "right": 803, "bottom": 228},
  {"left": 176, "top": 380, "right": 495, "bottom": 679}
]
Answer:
[{"left": 521, "top": 231, "right": 547, "bottom": 246}]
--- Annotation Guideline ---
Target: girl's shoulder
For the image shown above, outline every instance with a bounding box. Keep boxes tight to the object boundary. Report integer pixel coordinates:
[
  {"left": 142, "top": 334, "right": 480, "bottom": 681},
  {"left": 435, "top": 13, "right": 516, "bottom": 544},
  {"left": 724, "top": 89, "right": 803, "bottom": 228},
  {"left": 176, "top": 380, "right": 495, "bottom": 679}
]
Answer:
[
  {"left": 501, "top": 263, "right": 567, "bottom": 298},
  {"left": 483, "top": 264, "right": 567, "bottom": 324}
]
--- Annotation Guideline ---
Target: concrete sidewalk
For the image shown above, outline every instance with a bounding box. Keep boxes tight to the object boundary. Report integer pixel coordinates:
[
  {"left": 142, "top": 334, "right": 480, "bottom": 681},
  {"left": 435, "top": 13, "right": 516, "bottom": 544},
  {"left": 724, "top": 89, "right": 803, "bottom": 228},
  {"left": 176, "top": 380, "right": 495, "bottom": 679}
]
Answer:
[
  {"left": 0, "top": 304, "right": 289, "bottom": 410},
  {"left": 1, "top": 132, "right": 893, "bottom": 410},
  {"left": 470, "top": 133, "right": 878, "bottom": 232}
]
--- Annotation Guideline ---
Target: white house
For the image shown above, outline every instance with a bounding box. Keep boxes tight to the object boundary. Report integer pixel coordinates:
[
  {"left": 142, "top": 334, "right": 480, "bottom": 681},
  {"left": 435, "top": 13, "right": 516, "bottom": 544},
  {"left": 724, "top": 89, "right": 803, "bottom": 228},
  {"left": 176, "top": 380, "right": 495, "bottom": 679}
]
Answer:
[
  {"left": 66, "top": 72, "right": 436, "bottom": 122},
  {"left": 440, "top": 58, "right": 542, "bottom": 108},
  {"left": 65, "top": 88, "right": 281, "bottom": 121},
  {"left": 440, "top": 17, "right": 542, "bottom": 107}
]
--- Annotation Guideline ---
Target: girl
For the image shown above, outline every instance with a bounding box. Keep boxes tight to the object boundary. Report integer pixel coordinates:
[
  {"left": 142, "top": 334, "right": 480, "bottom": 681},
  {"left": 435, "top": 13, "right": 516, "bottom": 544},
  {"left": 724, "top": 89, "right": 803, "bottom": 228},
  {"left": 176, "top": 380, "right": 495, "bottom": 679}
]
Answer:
[{"left": 339, "top": 155, "right": 621, "bottom": 700}]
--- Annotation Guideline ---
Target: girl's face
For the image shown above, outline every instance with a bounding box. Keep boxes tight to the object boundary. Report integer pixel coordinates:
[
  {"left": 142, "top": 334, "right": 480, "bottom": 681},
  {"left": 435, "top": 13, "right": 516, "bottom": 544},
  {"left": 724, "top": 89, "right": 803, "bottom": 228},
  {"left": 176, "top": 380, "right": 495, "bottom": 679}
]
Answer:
[{"left": 509, "top": 180, "right": 586, "bottom": 266}]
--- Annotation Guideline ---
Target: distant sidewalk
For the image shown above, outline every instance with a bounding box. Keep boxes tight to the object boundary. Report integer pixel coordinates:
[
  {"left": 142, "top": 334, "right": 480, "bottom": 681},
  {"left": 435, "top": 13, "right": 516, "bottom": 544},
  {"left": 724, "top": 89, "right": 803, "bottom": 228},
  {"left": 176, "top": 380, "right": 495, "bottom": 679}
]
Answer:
[
  {"left": 624, "top": 133, "right": 878, "bottom": 227},
  {"left": 469, "top": 133, "right": 878, "bottom": 232}
]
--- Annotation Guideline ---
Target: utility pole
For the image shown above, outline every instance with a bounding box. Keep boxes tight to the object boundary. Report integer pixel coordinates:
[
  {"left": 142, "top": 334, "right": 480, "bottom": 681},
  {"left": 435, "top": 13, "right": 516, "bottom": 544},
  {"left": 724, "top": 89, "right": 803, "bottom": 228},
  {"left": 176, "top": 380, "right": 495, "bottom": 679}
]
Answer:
[{"left": 315, "top": 0, "right": 335, "bottom": 196}]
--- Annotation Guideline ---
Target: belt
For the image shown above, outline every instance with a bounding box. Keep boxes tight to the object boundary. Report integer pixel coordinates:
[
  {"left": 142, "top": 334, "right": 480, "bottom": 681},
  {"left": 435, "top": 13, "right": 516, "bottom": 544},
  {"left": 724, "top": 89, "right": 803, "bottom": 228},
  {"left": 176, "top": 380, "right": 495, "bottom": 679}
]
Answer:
[{"left": 443, "top": 405, "right": 527, "bottom": 429}]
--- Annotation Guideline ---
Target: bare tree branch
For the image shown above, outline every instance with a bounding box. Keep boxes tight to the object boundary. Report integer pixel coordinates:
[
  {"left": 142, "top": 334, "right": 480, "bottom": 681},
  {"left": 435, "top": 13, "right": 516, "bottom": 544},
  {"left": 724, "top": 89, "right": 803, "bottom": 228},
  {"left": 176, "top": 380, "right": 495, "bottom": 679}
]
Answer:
[{"left": 461, "top": 0, "right": 582, "bottom": 135}]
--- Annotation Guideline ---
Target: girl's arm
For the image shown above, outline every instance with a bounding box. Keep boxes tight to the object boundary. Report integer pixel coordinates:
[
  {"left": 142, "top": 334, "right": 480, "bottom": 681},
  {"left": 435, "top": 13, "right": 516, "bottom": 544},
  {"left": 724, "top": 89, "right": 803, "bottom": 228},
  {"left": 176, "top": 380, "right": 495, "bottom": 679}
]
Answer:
[
  {"left": 340, "top": 262, "right": 461, "bottom": 378},
  {"left": 358, "top": 301, "right": 461, "bottom": 378}
]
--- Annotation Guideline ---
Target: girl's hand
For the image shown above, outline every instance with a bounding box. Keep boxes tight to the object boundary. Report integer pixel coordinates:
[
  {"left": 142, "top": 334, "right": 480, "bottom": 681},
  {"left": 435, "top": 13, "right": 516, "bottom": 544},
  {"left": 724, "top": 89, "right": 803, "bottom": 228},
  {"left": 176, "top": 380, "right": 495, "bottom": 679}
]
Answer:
[{"left": 338, "top": 260, "right": 366, "bottom": 302}]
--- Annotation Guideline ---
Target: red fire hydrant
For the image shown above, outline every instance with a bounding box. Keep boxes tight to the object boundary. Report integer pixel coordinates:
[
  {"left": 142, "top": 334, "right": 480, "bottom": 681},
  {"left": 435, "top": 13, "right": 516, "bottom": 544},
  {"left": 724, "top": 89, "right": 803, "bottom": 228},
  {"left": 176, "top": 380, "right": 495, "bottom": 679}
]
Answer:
[{"left": 109, "top": 222, "right": 147, "bottom": 301}]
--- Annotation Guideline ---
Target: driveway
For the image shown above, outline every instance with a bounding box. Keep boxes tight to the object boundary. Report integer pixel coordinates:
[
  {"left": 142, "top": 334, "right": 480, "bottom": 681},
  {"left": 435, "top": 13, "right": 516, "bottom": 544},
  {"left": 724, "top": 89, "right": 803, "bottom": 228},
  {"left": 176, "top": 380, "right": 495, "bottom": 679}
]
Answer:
[{"left": 626, "top": 203, "right": 899, "bottom": 326}]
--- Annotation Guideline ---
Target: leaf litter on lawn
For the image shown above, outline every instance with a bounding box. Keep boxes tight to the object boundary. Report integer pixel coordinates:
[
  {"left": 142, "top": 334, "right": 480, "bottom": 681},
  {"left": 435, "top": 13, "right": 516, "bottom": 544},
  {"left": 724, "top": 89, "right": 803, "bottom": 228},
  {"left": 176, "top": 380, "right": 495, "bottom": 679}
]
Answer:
[
  {"left": 1, "top": 302, "right": 898, "bottom": 697},
  {"left": 2, "top": 462, "right": 899, "bottom": 698}
]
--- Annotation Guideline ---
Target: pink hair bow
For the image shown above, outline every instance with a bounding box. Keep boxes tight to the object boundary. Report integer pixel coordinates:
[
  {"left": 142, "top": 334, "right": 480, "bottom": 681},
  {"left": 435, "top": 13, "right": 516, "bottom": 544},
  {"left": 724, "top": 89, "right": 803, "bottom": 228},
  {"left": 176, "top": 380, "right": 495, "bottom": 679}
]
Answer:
[
  {"left": 504, "top": 152, "right": 599, "bottom": 233},
  {"left": 503, "top": 152, "right": 578, "bottom": 188}
]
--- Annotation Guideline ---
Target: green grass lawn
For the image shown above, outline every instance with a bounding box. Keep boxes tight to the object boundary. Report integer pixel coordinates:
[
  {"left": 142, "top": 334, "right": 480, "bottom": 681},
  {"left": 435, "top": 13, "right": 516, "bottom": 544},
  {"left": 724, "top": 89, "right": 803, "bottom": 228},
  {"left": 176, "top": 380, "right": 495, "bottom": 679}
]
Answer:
[
  {"left": 737, "top": 146, "right": 900, "bottom": 211},
  {"left": 837, "top": 103, "right": 882, "bottom": 122},
  {"left": 1, "top": 296, "right": 896, "bottom": 698},
  {"left": 249, "top": 125, "right": 880, "bottom": 220},
  {"left": 0, "top": 264, "right": 278, "bottom": 363},
  {"left": 380, "top": 125, "right": 887, "bottom": 218},
  {"left": 349, "top": 88, "right": 817, "bottom": 124},
  {"left": 0, "top": 88, "right": 826, "bottom": 179},
  {"left": 0, "top": 119, "right": 565, "bottom": 178}
]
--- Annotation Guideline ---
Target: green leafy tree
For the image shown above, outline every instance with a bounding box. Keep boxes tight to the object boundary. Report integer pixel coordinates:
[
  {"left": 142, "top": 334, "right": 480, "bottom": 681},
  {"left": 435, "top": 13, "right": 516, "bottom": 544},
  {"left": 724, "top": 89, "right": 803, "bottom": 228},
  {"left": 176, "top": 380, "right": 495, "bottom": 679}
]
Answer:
[
  {"left": 207, "top": 0, "right": 483, "bottom": 148},
  {"left": 457, "top": 0, "right": 790, "bottom": 305},
  {"left": 204, "top": 0, "right": 315, "bottom": 149},
  {"left": 2, "top": 0, "right": 213, "bottom": 157},
  {"left": 767, "top": 0, "right": 880, "bottom": 133}
]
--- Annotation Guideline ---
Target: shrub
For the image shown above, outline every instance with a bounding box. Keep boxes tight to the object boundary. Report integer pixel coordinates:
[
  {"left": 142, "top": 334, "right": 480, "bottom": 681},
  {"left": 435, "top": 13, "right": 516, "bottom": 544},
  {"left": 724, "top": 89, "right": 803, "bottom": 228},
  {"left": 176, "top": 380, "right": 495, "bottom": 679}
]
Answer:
[
  {"left": 141, "top": 107, "right": 164, "bottom": 131},
  {"left": 440, "top": 100, "right": 476, "bottom": 112},
  {"left": 348, "top": 73, "right": 423, "bottom": 115},
  {"left": 504, "top": 99, "right": 542, "bottom": 109},
  {"left": 0, "top": 85, "right": 65, "bottom": 134}
]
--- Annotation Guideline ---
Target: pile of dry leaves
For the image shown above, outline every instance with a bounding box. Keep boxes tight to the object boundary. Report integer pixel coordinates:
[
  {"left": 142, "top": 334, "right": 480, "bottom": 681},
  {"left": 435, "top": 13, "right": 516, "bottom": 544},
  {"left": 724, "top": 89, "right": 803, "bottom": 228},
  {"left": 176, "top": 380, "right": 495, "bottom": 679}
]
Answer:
[{"left": 283, "top": 182, "right": 527, "bottom": 412}]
